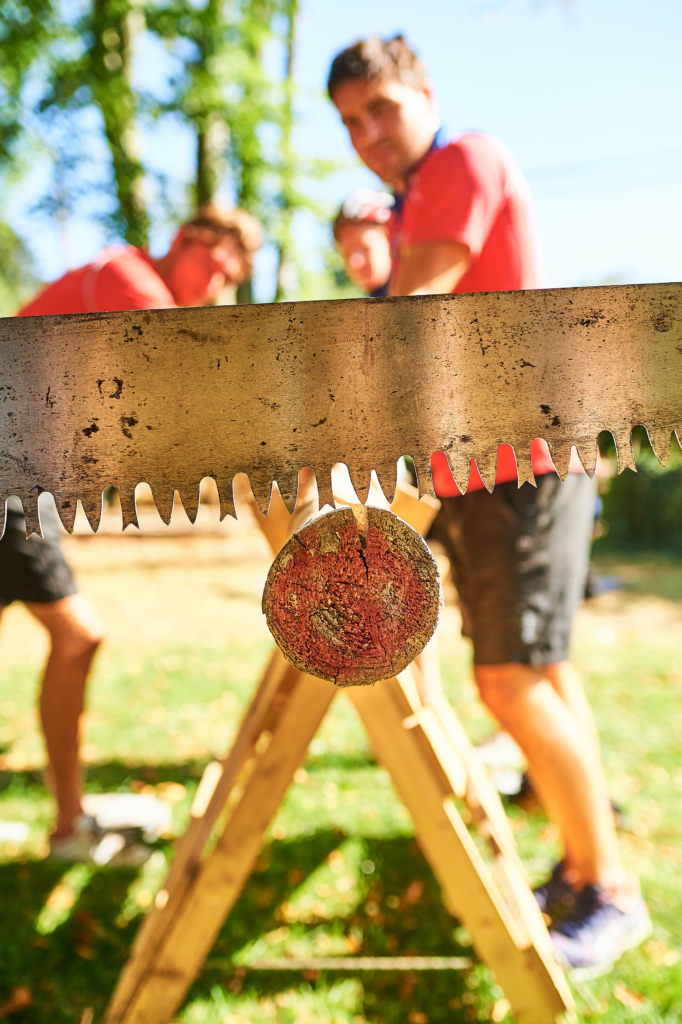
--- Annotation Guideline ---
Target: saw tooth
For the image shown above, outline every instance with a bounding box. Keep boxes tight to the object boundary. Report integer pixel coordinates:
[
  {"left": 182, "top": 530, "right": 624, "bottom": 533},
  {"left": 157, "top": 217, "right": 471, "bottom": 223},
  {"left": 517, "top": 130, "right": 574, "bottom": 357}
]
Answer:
[
  {"left": 273, "top": 469, "right": 299, "bottom": 514},
  {"left": 473, "top": 449, "right": 498, "bottom": 494},
  {"left": 149, "top": 485, "right": 175, "bottom": 526},
  {"left": 412, "top": 457, "right": 437, "bottom": 499},
  {"left": 119, "top": 488, "right": 139, "bottom": 531},
  {"left": 315, "top": 468, "right": 334, "bottom": 510},
  {"left": 21, "top": 496, "right": 42, "bottom": 538},
  {"left": 215, "top": 478, "right": 236, "bottom": 521},
  {"left": 372, "top": 459, "right": 398, "bottom": 505},
  {"left": 53, "top": 494, "right": 77, "bottom": 534},
  {"left": 547, "top": 440, "right": 573, "bottom": 481},
  {"left": 345, "top": 465, "right": 372, "bottom": 504},
  {"left": 444, "top": 451, "right": 471, "bottom": 495},
  {"left": 78, "top": 491, "right": 103, "bottom": 533},
  {"left": 613, "top": 430, "right": 637, "bottom": 474},
  {"left": 514, "top": 445, "right": 536, "bottom": 488},
  {"left": 575, "top": 438, "right": 599, "bottom": 478},
  {"left": 646, "top": 425, "right": 673, "bottom": 467},
  {"left": 248, "top": 473, "right": 274, "bottom": 515},
  {"left": 177, "top": 484, "right": 200, "bottom": 525}
]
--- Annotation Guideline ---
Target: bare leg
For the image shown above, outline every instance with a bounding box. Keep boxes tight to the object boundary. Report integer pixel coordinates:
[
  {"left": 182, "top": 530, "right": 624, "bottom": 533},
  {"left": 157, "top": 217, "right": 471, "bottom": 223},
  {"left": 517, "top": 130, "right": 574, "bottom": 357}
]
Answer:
[
  {"left": 27, "top": 595, "right": 104, "bottom": 838},
  {"left": 474, "top": 661, "right": 633, "bottom": 904},
  {"left": 545, "top": 660, "right": 601, "bottom": 755}
]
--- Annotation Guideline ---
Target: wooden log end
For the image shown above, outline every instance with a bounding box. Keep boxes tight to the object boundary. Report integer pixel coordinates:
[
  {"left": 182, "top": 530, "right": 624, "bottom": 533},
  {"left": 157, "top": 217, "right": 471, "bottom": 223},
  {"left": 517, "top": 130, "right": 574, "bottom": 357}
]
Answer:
[{"left": 262, "top": 505, "right": 443, "bottom": 687}]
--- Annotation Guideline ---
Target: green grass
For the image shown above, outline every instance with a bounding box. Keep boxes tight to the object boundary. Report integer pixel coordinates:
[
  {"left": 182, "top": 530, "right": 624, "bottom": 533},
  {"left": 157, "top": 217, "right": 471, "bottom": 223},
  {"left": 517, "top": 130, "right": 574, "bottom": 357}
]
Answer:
[{"left": 1, "top": 524, "right": 682, "bottom": 1023}]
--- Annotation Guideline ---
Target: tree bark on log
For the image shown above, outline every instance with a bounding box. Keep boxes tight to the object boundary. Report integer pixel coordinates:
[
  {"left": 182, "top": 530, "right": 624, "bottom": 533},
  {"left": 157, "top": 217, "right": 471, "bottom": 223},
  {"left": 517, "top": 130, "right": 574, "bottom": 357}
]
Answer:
[{"left": 262, "top": 505, "right": 442, "bottom": 686}]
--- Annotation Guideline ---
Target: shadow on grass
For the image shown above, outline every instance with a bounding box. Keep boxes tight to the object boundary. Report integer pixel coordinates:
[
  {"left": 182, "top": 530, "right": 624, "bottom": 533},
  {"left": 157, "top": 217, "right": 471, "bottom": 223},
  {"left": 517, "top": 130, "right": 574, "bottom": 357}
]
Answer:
[
  {"left": 0, "top": 829, "right": 475, "bottom": 1024},
  {"left": 0, "top": 760, "right": 209, "bottom": 799},
  {"left": 0, "top": 752, "right": 380, "bottom": 799},
  {"left": 592, "top": 555, "right": 682, "bottom": 604},
  {"left": 201, "top": 833, "right": 474, "bottom": 1023}
]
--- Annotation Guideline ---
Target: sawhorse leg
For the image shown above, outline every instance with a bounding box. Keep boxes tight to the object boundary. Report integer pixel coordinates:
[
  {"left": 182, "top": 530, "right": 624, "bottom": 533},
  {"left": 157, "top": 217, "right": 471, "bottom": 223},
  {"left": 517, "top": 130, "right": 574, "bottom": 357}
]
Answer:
[
  {"left": 104, "top": 479, "right": 573, "bottom": 1024},
  {"left": 105, "top": 654, "right": 335, "bottom": 1024}
]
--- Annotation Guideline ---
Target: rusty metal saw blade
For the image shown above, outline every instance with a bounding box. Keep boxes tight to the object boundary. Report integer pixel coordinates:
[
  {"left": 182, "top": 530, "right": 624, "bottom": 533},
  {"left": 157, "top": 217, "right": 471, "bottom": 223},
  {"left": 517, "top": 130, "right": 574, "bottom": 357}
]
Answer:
[{"left": 1, "top": 281, "right": 681, "bottom": 537}]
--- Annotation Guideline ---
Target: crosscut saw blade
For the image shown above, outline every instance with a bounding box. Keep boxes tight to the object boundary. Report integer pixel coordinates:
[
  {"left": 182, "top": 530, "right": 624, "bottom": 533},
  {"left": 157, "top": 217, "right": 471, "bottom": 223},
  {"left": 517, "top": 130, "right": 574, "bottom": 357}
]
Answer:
[{"left": 1, "top": 282, "right": 680, "bottom": 537}]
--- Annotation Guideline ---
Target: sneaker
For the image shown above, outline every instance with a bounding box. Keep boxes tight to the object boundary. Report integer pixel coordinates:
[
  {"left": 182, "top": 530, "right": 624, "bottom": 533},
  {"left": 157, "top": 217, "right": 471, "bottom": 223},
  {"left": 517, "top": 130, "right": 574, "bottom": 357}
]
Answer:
[
  {"left": 549, "top": 884, "right": 652, "bottom": 980},
  {"left": 49, "top": 814, "right": 150, "bottom": 867},
  {"left": 49, "top": 814, "right": 101, "bottom": 862},
  {"left": 533, "top": 862, "right": 576, "bottom": 920}
]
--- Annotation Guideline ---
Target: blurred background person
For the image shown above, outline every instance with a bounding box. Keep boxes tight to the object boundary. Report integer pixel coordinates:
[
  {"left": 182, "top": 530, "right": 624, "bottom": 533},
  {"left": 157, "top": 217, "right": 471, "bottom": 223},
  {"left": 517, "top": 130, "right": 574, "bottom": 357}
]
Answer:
[
  {"left": 328, "top": 33, "right": 650, "bottom": 978},
  {"left": 2, "top": 204, "right": 261, "bottom": 863},
  {"left": 19, "top": 205, "right": 261, "bottom": 316},
  {"left": 333, "top": 188, "right": 393, "bottom": 296}
]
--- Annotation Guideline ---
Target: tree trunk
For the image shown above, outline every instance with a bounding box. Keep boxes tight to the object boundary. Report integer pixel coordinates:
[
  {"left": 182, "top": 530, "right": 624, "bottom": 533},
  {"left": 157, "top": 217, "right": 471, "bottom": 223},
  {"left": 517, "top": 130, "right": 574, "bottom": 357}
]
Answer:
[
  {"left": 92, "top": 0, "right": 149, "bottom": 248},
  {"left": 274, "top": 0, "right": 297, "bottom": 302}
]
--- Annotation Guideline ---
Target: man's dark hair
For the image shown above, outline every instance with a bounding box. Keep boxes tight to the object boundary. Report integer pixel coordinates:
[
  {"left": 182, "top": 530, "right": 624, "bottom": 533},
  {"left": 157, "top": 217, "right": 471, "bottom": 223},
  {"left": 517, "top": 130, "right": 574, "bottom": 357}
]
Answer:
[{"left": 327, "top": 35, "right": 428, "bottom": 99}]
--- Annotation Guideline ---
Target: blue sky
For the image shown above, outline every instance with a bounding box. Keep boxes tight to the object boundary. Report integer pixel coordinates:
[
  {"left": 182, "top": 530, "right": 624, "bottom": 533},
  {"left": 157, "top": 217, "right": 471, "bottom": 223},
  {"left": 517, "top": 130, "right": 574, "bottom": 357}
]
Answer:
[
  {"left": 296, "top": 0, "right": 682, "bottom": 290},
  {"left": 8, "top": 0, "right": 682, "bottom": 295}
]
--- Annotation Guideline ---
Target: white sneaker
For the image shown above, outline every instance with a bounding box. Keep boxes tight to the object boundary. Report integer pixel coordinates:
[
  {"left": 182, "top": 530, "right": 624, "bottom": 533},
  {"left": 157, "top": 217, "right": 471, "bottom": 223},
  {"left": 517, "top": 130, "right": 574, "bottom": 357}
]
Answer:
[
  {"left": 49, "top": 814, "right": 101, "bottom": 862},
  {"left": 49, "top": 814, "right": 151, "bottom": 866}
]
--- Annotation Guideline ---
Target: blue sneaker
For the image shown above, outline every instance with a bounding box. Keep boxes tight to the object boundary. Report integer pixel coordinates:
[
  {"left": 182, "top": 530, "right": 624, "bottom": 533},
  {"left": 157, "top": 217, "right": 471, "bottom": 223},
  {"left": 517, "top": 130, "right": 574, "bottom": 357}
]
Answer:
[
  {"left": 550, "top": 884, "right": 652, "bottom": 980},
  {"left": 534, "top": 862, "right": 576, "bottom": 920}
]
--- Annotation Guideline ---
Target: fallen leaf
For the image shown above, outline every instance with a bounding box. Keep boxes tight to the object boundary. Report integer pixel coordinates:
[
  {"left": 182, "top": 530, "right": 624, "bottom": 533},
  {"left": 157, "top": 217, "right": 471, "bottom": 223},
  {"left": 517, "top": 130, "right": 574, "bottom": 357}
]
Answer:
[
  {"left": 156, "top": 781, "right": 186, "bottom": 804},
  {"left": 645, "top": 939, "right": 680, "bottom": 967},
  {"left": 404, "top": 880, "right": 424, "bottom": 905},
  {"left": 0, "top": 988, "right": 32, "bottom": 1020},
  {"left": 46, "top": 886, "right": 75, "bottom": 912},
  {"left": 492, "top": 998, "right": 511, "bottom": 1022},
  {"left": 613, "top": 984, "right": 644, "bottom": 1009}
]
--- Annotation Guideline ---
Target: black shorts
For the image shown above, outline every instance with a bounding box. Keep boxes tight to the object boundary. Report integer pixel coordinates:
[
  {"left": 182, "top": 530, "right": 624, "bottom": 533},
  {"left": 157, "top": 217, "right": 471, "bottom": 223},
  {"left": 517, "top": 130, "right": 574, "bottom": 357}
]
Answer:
[
  {"left": 0, "top": 497, "right": 78, "bottom": 606},
  {"left": 428, "top": 474, "right": 596, "bottom": 666}
]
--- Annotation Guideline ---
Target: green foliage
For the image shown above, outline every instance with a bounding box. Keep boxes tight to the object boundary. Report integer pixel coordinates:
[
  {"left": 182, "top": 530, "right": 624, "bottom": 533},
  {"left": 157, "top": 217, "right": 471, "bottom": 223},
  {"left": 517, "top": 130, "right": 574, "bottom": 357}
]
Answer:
[
  {"left": 596, "top": 426, "right": 682, "bottom": 557},
  {"left": 0, "top": 221, "right": 39, "bottom": 315},
  {"left": 0, "top": 0, "right": 341, "bottom": 300},
  {"left": 38, "top": 0, "right": 150, "bottom": 247},
  {"left": 0, "top": 0, "right": 62, "bottom": 164}
]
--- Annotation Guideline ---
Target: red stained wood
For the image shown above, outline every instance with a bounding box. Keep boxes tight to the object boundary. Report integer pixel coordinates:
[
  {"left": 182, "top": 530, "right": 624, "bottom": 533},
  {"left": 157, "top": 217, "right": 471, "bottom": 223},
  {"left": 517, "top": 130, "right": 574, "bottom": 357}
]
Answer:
[{"left": 263, "top": 506, "right": 442, "bottom": 686}]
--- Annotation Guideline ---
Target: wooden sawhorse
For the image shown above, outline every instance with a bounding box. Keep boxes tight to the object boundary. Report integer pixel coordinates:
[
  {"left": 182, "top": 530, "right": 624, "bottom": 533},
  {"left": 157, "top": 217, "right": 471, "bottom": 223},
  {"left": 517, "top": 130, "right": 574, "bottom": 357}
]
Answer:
[{"left": 104, "top": 480, "right": 573, "bottom": 1024}]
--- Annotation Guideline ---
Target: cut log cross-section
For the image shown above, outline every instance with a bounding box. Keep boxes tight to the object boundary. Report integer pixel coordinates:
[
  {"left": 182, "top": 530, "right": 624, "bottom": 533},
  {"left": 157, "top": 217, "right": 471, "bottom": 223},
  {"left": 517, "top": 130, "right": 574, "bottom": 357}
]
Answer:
[{"left": 263, "top": 505, "right": 442, "bottom": 686}]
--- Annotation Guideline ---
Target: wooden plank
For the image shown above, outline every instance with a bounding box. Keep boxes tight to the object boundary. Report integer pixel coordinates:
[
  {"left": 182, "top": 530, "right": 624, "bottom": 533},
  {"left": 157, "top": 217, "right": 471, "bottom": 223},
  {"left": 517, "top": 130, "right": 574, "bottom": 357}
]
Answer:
[
  {"left": 390, "top": 481, "right": 440, "bottom": 537},
  {"left": 104, "top": 647, "right": 296, "bottom": 1024},
  {"left": 111, "top": 671, "right": 336, "bottom": 1024},
  {"left": 347, "top": 673, "right": 572, "bottom": 1024},
  {"left": 397, "top": 668, "right": 571, "bottom": 1010}
]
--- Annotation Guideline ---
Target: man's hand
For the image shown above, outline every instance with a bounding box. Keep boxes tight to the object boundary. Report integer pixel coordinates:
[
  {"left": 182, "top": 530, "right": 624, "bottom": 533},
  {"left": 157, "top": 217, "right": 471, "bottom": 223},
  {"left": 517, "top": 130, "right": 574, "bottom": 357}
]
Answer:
[{"left": 390, "top": 240, "right": 470, "bottom": 296}]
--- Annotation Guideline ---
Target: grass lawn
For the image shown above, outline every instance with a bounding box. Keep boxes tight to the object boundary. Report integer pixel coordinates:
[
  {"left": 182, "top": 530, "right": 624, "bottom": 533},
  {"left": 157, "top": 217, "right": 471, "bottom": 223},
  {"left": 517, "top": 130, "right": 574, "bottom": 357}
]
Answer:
[{"left": 1, "top": 511, "right": 682, "bottom": 1024}]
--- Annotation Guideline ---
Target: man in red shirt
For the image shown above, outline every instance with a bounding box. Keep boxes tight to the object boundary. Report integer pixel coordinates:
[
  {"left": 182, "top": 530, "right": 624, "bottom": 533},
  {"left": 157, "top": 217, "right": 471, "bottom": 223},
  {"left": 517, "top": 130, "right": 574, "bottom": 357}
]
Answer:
[
  {"left": 4, "top": 205, "right": 261, "bottom": 862},
  {"left": 328, "top": 35, "right": 649, "bottom": 976}
]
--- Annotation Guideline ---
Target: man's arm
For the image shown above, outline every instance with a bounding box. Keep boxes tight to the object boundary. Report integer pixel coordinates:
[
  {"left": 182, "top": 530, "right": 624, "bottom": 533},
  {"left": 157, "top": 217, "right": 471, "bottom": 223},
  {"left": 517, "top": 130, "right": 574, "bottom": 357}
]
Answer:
[{"left": 390, "top": 240, "right": 470, "bottom": 296}]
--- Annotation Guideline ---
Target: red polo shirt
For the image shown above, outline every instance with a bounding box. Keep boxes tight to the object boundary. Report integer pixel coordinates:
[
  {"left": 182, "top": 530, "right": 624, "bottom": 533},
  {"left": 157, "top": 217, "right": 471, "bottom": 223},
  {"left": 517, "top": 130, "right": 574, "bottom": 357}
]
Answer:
[
  {"left": 18, "top": 246, "right": 175, "bottom": 316},
  {"left": 392, "top": 131, "right": 574, "bottom": 494}
]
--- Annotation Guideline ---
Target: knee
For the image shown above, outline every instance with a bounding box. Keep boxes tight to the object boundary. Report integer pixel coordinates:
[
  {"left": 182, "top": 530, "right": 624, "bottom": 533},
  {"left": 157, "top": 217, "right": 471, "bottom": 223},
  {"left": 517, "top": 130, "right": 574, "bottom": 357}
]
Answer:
[
  {"left": 52, "top": 622, "right": 104, "bottom": 663},
  {"left": 473, "top": 663, "right": 530, "bottom": 722},
  {"left": 474, "top": 666, "right": 508, "bottom": 719}
]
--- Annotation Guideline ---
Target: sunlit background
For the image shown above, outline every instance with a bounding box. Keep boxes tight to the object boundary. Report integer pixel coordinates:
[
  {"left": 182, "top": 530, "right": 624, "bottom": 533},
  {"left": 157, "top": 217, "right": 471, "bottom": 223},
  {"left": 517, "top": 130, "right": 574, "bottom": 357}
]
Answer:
[{"left": 1, "top": 0, "right": 681, "bottom": 308}]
